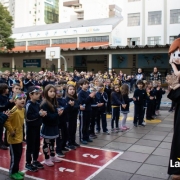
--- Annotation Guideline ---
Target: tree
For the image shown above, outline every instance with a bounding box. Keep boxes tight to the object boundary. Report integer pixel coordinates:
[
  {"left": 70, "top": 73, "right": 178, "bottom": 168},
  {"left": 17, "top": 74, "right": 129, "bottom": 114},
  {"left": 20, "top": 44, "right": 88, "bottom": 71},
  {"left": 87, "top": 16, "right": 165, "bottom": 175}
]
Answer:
[{"left": 0, "top": 3, "right": 14, "bottom": 51}]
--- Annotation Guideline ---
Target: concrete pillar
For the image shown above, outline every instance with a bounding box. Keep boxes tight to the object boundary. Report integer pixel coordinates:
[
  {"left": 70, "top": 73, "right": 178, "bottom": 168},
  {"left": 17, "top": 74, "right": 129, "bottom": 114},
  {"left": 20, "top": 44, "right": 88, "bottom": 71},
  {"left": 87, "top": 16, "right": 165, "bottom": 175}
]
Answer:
[
  {"left": 142, "top": 0, "right": 145, "bottom": 45},
  {"left": 108, "top": 54, "right": 112, "bottom": 73},
  {"left": 12, "top": 57, "right": 15, "bottom": 72},
  {"left": 58, "top": 58, "right": 61, "bottom": 70},
  {"left": 164, "top": 0, "right": 167, "bottom": 44},
  {"left": 50, "top": 39, "right": 52, "bottom": 47}
]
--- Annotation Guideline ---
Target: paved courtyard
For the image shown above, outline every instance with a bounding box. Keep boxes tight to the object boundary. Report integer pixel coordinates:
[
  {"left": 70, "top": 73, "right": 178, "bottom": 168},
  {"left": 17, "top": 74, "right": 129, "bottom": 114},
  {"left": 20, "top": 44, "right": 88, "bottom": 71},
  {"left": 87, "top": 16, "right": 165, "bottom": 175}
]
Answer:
[{"left": 0, "top": 95, "right": 174, "bottom": 180}]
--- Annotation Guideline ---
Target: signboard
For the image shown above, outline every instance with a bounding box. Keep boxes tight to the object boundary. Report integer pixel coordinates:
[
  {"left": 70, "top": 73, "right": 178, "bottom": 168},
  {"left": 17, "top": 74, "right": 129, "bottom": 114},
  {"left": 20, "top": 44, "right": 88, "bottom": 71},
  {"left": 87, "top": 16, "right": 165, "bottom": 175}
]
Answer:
[
  {"left": 12, "top": 25, "right": 113, "bottom": 40},
  {"left": 23, "top": 59, "right": 41, "bottom": 67}
]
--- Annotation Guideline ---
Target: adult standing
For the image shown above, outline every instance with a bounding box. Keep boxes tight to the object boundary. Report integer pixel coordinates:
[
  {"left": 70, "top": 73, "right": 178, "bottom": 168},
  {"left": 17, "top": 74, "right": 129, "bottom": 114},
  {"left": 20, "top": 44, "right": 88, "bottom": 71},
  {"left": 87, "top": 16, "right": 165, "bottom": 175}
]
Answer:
[
  {"left": 150, "top": 67, "right": 161, "bottom": 81},
  {"left": 134, "top": 68, "right": 145, "bottom": 82},
  {"left": 167, "top": 35, "right": 180, "bottom": 180}
]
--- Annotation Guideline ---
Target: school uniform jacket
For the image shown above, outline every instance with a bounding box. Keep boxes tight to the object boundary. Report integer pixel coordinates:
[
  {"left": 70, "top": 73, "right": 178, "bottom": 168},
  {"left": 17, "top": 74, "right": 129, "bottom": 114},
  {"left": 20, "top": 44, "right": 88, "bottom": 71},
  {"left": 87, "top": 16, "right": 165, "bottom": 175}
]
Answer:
[
  {"left": 25, "top": 100, "right": 42, "bottom": 127},
  {"left": 120, "top": 94, "right": 133, "bottom": 114},
  {"left": 111, "top": 91, "right": 122, "bottom": 107},
  {"left": 40, "top": 102, "right": 59, "bottom": 139},
  {"left": 95, "top": 91, "right": 108, "bottom": 112},
  {"left": 0, "top": 112, "right": 8, "bottom": 125}
]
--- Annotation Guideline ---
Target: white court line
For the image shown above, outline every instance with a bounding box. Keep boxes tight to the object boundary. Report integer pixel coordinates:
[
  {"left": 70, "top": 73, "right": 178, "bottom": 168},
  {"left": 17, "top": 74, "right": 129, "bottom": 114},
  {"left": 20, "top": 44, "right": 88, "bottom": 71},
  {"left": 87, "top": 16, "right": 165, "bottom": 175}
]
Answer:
[
  {"left": 80, "top": 145, "right": 124, "bottom": 153},
  {"left": 25, "top": 175, "right": 45, "bottom": 180},
  {"left": 0, "top": 167, "right": 45, "bottom": 180},
  {"left": 85, "top": 152, "right": 123, "bottom": 180},
  {"left": 0, "top": 167, "right": 8, "bottom": 172},
  {"left": 60, "top": 158, "right": 101, "bottom": 168}
]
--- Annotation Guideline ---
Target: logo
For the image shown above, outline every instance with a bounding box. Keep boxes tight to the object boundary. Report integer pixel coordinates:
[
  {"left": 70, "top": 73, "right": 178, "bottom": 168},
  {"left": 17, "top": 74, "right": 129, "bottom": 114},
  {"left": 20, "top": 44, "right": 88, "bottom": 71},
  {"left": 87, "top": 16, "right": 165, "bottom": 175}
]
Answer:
[{"left": 170, "top": 158, "right": 180, "bottom": 167}]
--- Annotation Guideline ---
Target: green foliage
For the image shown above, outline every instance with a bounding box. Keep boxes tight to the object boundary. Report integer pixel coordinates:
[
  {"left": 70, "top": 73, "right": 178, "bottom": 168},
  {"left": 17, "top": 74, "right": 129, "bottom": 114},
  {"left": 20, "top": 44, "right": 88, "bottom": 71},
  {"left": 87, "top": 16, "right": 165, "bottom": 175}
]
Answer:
[{"left": 0, "top": 3, "right": 14, "bottom": 51}]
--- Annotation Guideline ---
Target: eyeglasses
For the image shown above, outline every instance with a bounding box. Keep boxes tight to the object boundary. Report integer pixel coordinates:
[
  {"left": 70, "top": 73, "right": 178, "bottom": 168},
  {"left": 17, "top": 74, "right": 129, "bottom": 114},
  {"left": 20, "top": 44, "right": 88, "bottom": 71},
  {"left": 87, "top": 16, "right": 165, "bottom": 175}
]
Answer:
[{"left": 14, "top": 93, "right": 27, "bottom": 100}]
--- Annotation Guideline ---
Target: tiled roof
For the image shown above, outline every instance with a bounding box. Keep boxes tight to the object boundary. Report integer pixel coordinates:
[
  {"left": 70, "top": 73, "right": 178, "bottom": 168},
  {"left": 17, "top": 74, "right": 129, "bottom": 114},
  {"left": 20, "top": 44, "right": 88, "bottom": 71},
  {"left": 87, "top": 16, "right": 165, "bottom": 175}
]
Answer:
[
  {"left": 1, "top": 44, "right": 170, "bottom": 53},
  {"left": 1, "top": 44, "right": 170, "bottom": 54}
]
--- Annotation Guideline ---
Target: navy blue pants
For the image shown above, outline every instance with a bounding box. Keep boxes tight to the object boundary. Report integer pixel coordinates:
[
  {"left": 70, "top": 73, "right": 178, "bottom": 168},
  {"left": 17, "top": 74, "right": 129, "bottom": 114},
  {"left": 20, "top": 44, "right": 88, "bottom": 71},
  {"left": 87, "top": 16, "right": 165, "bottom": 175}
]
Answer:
[
  {"left": 10, "top": 143, "right": 22, "bottom": 174},
  {"left": 134, "top": 104, "right": 144, "bottom": 125},
  {"left": 67, "top": 116, "right": 77, "bottom": 145},
  {"left": 111, "top": 107, "right": 120, "bottom": 129},
  {"left": 56, "top": 121, "right": 68, "bottom": 153},
  {"left": 26, "top": 126, "right": 40, "bottom": 164},
  {"left": 96, "top": 111, "right": 108, "bottom": 132},
  {"left": 79, "top": 111, "right": 91, "bottom": 141},
  {"left": 90, "top": 108, "right": 98, "bottom": 135}
]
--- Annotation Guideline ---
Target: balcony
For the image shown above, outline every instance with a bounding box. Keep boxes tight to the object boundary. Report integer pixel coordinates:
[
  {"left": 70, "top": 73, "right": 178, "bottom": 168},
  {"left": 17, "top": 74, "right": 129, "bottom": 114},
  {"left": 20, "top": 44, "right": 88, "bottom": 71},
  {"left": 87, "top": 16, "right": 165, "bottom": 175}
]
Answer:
[
  {"left": 77, "top": 13, "right": 84, "bottom": 19},
  {"left": 63, "top": 0, "right": 80, "bottom": 7},
  {"left": 109, "top": 11, "right": 122, "bottom": 18},
  {"left": 74, "top": 6, "right": 84, "bottom": 13},
  {"left": 109, "top": 4, "right": 122, "bottom": 18},
  {"left": 109, "top": 4, "right": 122, "bottom": 12}
]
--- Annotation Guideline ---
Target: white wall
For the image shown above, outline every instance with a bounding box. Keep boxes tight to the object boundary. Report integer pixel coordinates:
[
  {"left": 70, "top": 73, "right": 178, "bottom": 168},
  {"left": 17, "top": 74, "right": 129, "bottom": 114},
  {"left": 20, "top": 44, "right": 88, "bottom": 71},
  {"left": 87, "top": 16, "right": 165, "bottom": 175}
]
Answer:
[
  {"left": 167, "top": 0, "right": 180, "bottom": 43},
  {"left": 145, "top": 0, "right": 165, "bottom": 44},
  {"left": 111, "top": 0, "right": 180, "bottom": 46}
]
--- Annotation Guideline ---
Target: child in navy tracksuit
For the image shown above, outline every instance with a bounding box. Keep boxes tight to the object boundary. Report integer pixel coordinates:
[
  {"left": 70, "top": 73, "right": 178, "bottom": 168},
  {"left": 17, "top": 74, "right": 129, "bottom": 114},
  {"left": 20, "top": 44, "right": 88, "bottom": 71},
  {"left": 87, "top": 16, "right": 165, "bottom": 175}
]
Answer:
[
  {"left": 0, "top": 112, "right": 9, "bottom": 125},
  {"left": 155, "top": 81, "right": 165, "bottom": 115},
  {"left": 89, "top": 87, "right": 98, "bottom": 139},
  {"left": 96, "top": 83, "right": 109, "bottom": 134},
  {"left": 25, "top": 86, "right": 45, "bottom": 172},
  {"left": 151, "top": 82, "right": 157, "bottom": 116},
  {"left": 146, "top": 82, "right": 155, "bottom": 120},
  {"left": 56, "top": 85, "right": 69, "bottom": 157},
  {"left": 120, "top": 84, "right": 133, "bottom": 131},
  {"left": 133, "top": 80, "right": 147, "bottom": 127},
  {"left": 78, "top": 80, "right": 95, "bottom": 144},
  {"left": 104, "top": 79, "right": 112, "bottom": 114},
  {"left": 111, "top": 84, "right": 122, "bottom": 132},
  {"left": 0, "top": 83, "right": 13, "bottom": 150},
  {"left": 66, "top": 85, "right": 80, "bottom": 148}
]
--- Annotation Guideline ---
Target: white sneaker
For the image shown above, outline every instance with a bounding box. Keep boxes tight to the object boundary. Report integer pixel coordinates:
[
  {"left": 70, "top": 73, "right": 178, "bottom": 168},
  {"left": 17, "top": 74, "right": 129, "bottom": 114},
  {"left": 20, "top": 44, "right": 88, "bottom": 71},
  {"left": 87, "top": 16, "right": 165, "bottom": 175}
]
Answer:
[
  {"left": 44, "top": 159, "right": 54, "bottom": 166},
  {"left": 50, "top": 156, "right": 61, "bottom": 163}
]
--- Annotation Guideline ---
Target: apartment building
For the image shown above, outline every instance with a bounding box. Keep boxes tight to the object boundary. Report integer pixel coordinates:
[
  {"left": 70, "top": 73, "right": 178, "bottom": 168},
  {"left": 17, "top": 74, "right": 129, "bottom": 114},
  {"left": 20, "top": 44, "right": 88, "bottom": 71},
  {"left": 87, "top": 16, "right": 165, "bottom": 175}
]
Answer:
[
  {"left": 0, "top": 0, "right": 62, "bottom": 27},
  {"left": 117, "top": 0, "right": 180, "bottom": 45}
]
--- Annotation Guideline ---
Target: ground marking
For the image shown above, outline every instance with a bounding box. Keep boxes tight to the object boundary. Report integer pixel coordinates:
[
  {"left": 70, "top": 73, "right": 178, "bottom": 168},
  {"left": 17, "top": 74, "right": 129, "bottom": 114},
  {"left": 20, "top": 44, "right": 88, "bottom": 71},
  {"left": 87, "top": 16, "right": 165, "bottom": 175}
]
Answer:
[
  {"left": 82, "top": 153, "right": 99, "bottom": 159},
  {"left": 59, "top": 167, "right": 75, "bottom": 173},
  {"left": 59, "top": 158, "right": 101, "bottom": 168},
  {"left": 85, "top": 152, "right": 123, "bottom": 180}
]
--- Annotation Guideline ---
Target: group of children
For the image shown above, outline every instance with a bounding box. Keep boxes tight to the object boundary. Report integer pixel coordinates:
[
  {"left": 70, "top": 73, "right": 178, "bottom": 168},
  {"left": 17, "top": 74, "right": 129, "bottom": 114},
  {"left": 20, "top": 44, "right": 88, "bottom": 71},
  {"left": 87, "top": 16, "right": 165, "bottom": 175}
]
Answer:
[{"left": 0, "top": 71, "right": 166, "bottom": 180}]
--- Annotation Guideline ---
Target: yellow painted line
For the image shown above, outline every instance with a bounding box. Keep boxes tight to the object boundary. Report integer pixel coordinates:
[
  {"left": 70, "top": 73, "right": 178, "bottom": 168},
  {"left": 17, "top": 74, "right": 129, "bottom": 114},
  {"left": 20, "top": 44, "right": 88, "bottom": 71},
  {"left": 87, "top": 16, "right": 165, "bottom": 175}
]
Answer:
[{"left": 106, "top": 115, "right": 162, "bottom": 124}]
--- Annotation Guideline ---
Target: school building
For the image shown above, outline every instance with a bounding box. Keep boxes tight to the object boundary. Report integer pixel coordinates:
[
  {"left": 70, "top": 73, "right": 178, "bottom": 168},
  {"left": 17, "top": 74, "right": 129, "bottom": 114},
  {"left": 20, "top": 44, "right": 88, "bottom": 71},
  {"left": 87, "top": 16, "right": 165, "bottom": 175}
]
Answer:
[{"left": 0, "top": 16, "right": 172, "bottom": 75}]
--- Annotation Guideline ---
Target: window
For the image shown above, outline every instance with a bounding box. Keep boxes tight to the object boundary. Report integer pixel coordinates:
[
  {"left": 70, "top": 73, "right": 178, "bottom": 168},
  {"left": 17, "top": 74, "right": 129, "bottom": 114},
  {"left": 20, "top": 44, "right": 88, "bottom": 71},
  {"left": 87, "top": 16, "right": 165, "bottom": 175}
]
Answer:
[
  {"left": 52, "top": 38, "right": 77, "bottom": 44},
  {"left": 170, "top": 9, "right": 180, "bottom": 24},
  {"left": 28, "top": 40, "right": 50, "bottom": 46},
  {"left": 79, "top": 36, "right": 109, "bottom": 43},
  {"left": 148, "top": 11, "right": 162, "bottom": 25},
  {"left": 15, "top": 41, "right": 26, "bottom": 47},
  {"left": 128, "top": 13, "right": 140, "bottom": 26},
  {"left": 127, "top": 37, "right": 140, "bottom": 45},
  {"left": 128, "top": 0, "right": 140, "bottom": 2},
  {"left": 169, "top": 36, "right": 177, "bottom": 44},
  {"left": 44, "top": 0, "right": 59, "bottom": 24},
  {"left": 147, "top": 36, "right": 161, "bottom": 45}
]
